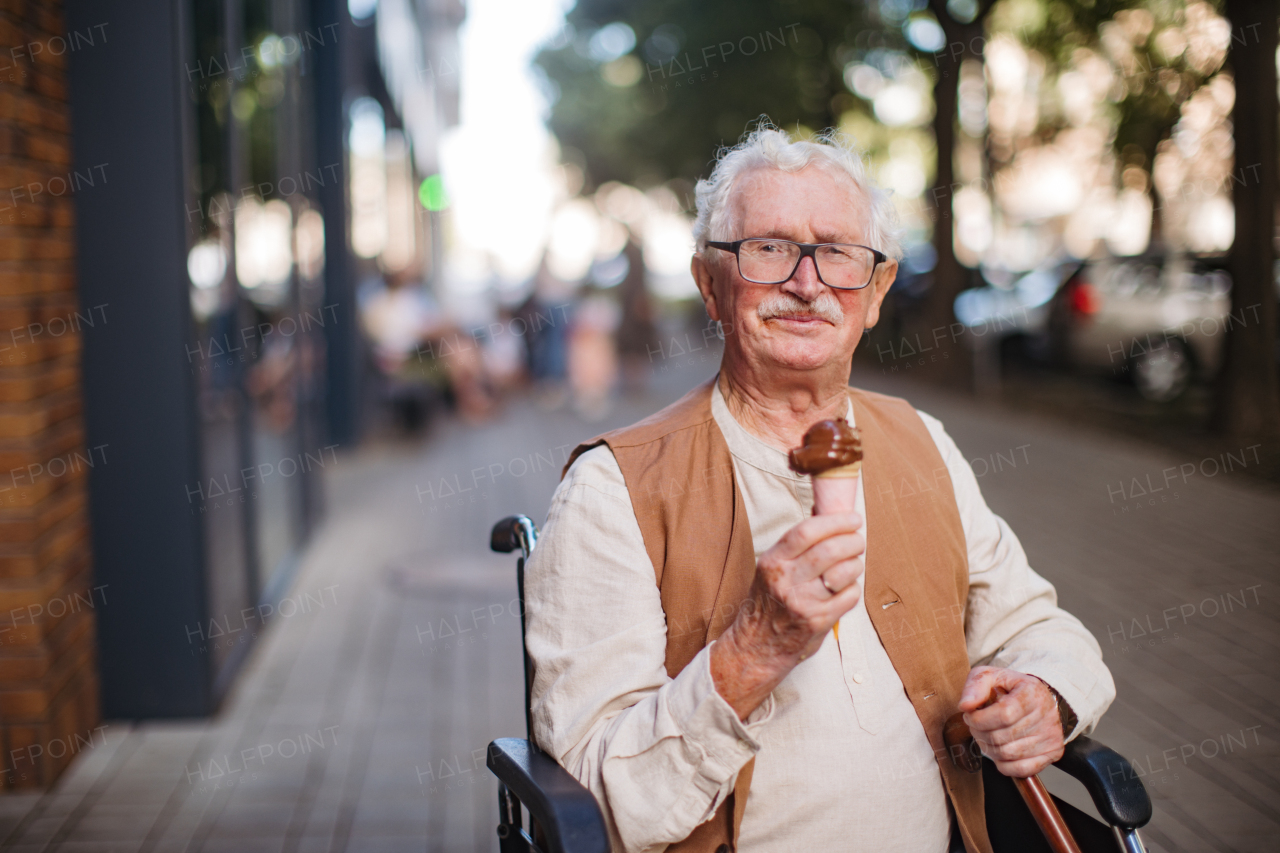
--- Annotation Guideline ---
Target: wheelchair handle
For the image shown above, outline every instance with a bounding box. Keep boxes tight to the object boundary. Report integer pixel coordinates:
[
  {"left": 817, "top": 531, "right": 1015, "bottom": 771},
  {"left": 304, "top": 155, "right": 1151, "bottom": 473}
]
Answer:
[{"left": 491, "top": 515, "right": 539, "bottom": 560}]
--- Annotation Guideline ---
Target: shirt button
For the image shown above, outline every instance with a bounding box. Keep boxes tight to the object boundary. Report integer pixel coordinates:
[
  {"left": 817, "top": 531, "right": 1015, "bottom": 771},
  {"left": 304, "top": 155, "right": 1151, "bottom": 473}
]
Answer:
[
  {"left": 738, "top": 739, "right": 751, "bottom": 751},
  {"left": 852, "top": 672, "right": 865, "bottom": 684}
]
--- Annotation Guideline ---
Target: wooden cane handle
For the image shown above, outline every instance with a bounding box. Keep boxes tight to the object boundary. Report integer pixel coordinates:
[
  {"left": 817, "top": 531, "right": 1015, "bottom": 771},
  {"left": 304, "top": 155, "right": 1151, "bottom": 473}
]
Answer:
[
  {"left": 1012, "top": 775, "right": 1083, "bottom": 853},
  {"left": 942, "top": 686, "right": 1084, "bottom": 853}
]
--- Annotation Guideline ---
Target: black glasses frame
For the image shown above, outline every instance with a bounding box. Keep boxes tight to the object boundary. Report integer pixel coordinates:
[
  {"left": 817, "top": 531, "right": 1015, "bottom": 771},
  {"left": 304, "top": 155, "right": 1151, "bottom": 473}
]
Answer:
[{"left": 707, "top": 238, "right": 887, "bottom": 291}]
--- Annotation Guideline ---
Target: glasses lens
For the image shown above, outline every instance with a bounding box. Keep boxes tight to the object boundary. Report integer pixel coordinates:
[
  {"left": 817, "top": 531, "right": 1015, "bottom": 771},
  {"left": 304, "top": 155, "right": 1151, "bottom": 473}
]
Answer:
[
  {"left": 737, "top": 240, "right": 875, "bottom": 289},
  {"left": 815, "top": 244, "right": 876, "bottom": 290},
  {"left": 737, "top": 240, "right": 800, "bottom": 283}
]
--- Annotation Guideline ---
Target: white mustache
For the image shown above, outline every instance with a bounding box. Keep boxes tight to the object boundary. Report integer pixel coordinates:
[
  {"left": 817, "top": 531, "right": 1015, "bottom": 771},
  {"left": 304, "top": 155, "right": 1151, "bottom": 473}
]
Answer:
[{"left": 756, "top": 291, "right": 844, "bottom": 325}]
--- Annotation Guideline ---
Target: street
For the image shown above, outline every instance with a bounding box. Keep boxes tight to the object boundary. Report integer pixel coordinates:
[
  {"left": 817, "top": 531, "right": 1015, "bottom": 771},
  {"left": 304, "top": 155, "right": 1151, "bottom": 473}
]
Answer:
[{"left": 2, "top": 354, "right": 1277, "bottom": 853}]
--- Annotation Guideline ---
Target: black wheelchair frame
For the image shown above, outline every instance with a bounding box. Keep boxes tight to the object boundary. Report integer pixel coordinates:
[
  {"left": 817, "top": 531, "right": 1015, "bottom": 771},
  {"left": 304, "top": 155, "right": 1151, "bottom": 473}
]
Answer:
[{"left": 486, "top": 515, "right": 1152, "bottom": 853}]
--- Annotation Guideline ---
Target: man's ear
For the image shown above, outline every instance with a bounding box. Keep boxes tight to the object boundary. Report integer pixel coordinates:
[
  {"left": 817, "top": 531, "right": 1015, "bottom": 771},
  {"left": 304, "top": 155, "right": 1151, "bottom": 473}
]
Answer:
[
  {"left": 691, "top": 253, "right": 721, "bottom": 322},
  {"left": 861, "top": 258, "right": 898, "bottom": 330}
]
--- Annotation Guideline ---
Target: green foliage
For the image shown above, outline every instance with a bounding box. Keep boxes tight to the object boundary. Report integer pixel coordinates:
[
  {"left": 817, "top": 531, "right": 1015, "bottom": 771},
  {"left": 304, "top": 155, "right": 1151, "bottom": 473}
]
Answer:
[
  {"left": 999, "top": 0, "right": 1140, "bottom": 60},
  {"left": 993, "top": 0, "right": 1224, "bottom": 172},
  {"left": 537, "top": 0, "right": 1231, "bottom": 212},
  {"left": 534, "top": 0, "right": 880, "bottom": 189}
]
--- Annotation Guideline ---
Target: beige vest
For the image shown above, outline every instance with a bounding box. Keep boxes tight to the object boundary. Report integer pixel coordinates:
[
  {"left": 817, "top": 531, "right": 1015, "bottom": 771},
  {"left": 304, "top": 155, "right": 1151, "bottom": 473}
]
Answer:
[{"left": 564, "top": 379, "right": 992, "bottom": 853}]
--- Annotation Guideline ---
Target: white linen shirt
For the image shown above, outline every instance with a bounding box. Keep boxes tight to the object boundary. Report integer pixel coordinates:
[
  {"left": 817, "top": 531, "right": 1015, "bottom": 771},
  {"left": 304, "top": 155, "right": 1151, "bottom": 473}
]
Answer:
[{"left": 524, "top": 383, "right": 1115, "bottom": 853}]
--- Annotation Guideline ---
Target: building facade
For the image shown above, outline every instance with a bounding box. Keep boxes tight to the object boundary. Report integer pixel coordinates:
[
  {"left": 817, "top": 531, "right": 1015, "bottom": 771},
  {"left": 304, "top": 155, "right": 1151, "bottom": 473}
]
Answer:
[{"left": 1, "top": 0, "right": 459, "bottom": 790}]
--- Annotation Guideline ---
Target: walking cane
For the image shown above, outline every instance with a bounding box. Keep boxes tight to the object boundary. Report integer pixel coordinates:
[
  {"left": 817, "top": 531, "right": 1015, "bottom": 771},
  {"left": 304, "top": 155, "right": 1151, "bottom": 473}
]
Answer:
[{"left": 943, "top": 699, "right": 1083, "bottom": 853}]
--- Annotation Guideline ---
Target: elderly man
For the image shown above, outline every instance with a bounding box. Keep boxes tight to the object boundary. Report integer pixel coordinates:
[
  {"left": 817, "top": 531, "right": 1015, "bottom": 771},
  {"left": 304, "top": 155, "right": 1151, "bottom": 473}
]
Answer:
[{"left": 525, "top": 127, "right": 1114, "bottom": 853}]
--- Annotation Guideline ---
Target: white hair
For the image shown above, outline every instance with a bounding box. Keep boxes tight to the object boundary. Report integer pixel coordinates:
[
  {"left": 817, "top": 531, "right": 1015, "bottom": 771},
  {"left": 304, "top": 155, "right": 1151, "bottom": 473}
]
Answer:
[{"left": 692, "top": 122, "right": 903, "bottom": 261}]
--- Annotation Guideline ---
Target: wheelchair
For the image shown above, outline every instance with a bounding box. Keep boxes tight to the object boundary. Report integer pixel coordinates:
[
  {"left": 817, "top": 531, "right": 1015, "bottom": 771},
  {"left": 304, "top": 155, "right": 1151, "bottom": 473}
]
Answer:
[{"left": 486, "top": 515, "right": 1153, "bottom": 853}]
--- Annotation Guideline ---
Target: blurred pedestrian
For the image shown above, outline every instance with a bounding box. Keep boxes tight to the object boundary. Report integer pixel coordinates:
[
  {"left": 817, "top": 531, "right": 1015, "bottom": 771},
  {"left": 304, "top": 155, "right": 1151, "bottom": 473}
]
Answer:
[
  {"left": 566, "top": 287, "right": 620, "bottom": 421},
  {"left": 484, "top": 306, "right": 529, "bottom": 393},
  {"left": 359, "top": 267, "right": 495, "bottom": 428},
  {"left": 519, "top": 254, "right": 575, "bottom": 409},
  {"left": 613, "top": 231, "right": 658, "bottom": 392}
]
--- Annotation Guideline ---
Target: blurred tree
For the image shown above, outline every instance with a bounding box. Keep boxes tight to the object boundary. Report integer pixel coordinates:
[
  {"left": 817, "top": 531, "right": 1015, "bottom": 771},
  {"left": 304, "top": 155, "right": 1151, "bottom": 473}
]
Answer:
[
  {"left": 534, "top": 1, "right": 874, "bottom": 191},
  {"left": 917, "top": 0, "right": 996, "bottom": 384},
  {"left": 998, "top": 0, "right": 1277, "bottom": 432},
  {"left": 910, "top": 0, "right": 1158, "bottom": 382},
  {"left": 1010, "top": 1, "right": 1229, "bottom": 245},
  {"left": 1215, "top": 0, "right": 1279, "bottom": 436},
  {"left": 930, "top": 0, "right": 1254, "bottom": 387}
]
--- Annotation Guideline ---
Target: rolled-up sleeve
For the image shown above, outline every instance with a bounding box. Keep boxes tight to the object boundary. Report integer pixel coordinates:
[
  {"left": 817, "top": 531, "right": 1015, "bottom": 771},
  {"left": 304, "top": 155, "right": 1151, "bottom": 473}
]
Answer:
[
  {"left": 525, "top": 446, "right": 772, "bottom": 853},
  {"left": 918, "top": 411, "right": 1116, "bottom": 739}
]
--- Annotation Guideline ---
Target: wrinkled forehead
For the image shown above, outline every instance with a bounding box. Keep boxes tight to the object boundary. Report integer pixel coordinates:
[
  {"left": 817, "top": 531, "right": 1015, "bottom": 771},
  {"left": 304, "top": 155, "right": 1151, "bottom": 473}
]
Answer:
[{"left": 725, "top": 164, "right": 870, "bottom": 243}]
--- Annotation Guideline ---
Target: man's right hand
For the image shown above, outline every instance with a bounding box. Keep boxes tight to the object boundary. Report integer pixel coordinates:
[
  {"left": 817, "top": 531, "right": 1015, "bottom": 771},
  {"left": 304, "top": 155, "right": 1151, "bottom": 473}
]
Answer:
[{"left": 710, "top": 512, "right": 865, "bottom": 719}]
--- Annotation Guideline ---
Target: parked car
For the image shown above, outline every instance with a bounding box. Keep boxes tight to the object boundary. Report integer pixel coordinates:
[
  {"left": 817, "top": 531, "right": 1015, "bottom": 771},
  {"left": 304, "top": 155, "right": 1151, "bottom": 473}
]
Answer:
[
  {"left": 952, "top": 258, "right": 1077, "bottom": 365},
  {"left": 1050, "top": 255, "right": 1232, "bottom": 401}
]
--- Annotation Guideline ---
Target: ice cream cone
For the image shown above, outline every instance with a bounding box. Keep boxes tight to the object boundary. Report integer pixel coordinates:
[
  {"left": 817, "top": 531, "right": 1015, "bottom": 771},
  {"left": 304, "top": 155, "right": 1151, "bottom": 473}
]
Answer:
[
  {"left": 813, "top": 465, "right": 860, "bottom": 515},
  {"left": 789, "top": 418, "right": 862, "bottom": 517}
]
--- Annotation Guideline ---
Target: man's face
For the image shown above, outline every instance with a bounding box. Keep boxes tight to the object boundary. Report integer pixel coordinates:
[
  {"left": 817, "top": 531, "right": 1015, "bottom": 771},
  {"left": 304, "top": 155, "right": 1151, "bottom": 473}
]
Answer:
[{"left": 692, "top": 166, "right": 897, "bottom": 374}]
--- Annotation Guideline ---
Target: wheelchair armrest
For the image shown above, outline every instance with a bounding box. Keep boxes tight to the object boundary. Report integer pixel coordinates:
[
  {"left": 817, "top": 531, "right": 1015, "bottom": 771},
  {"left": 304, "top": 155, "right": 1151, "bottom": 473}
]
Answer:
[
  {"left": 1054, "top": 735, "right": 1152, "bottom": 830},
  {"left": 487, "top": 738, "right": 608, "bottom": 853}
]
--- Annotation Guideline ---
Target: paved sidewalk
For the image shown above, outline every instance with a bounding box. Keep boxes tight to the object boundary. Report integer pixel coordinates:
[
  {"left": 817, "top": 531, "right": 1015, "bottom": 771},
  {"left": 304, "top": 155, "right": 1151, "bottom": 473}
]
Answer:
[{"left": 0, "top": 358, "right": 1276, "bottom": 852}]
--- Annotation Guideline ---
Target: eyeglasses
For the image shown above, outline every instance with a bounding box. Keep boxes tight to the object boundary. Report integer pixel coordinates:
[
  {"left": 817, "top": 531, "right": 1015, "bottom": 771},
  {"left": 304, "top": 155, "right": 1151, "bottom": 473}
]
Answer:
[{"left": 707, "top": 238, "right": 887, "bottom": 291}]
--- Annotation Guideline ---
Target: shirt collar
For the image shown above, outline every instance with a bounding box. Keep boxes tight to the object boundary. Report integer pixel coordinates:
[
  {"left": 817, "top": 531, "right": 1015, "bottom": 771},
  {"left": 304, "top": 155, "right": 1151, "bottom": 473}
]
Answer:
[{"left": 710, "top": 377, "right": 855, "bottom": 481}]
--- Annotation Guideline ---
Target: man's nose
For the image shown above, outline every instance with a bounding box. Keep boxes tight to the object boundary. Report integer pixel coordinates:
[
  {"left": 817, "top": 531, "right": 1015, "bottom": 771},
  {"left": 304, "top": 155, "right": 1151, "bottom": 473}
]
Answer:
[{"left": 781, "top": 255, "right": 824, "bottom": 302}]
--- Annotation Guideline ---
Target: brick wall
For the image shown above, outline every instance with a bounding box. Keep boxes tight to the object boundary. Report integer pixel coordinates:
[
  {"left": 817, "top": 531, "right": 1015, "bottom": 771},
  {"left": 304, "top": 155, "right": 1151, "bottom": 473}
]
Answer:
[{"left": 0, "top": 0, "right": 100, "bottom": 791}]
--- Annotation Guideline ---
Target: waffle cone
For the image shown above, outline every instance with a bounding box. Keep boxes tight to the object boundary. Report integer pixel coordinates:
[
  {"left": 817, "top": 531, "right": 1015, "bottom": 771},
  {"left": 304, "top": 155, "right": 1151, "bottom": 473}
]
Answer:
[{"left": 815, "top": 461, "right": 861, "bottom": 479}]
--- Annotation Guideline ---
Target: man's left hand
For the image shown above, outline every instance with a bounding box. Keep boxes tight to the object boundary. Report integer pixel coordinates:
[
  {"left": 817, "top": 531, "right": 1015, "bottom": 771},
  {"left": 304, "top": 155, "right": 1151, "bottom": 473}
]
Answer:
[{"left": 958, "top": 666, "right": 1064, "bottom": 778}]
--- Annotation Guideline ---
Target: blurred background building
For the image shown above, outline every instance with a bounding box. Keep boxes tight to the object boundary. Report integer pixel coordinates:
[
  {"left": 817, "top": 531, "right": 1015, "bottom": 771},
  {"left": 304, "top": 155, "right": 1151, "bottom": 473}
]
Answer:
[{"left": 0, "top": 0, "right": 463, "bottom": 788}]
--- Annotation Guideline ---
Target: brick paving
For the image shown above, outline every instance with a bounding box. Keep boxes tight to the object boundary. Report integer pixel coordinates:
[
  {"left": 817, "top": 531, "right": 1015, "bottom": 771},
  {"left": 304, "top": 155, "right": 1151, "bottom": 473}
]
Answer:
[{"left": 0, "top": 356, "right": 1276, "bottom": 852}]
